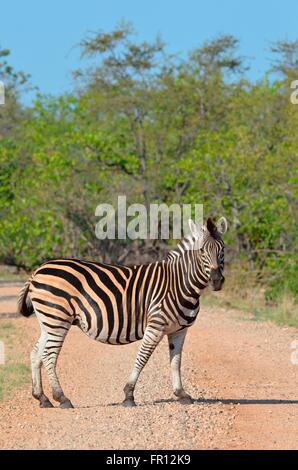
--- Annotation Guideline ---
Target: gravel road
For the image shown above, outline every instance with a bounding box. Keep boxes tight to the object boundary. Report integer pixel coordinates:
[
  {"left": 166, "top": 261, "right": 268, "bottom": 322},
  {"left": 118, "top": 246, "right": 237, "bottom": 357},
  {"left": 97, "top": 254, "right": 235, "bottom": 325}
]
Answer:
[{"left": 0, "top": 286, "right": 297, "bottom": 449}]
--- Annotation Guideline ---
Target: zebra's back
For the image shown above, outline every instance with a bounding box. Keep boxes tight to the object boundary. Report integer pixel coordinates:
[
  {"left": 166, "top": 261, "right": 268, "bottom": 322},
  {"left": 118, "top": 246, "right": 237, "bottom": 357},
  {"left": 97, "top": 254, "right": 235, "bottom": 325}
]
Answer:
[{"left": 29, "top": 258, "right": 164, "bottom": 345}]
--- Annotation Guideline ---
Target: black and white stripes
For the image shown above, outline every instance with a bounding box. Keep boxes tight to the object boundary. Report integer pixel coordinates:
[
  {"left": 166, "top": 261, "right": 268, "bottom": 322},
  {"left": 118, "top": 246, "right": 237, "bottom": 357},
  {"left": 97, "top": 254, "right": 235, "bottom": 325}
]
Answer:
[{"left": 18, "top": 217, "right": 227, "bottom": 408}]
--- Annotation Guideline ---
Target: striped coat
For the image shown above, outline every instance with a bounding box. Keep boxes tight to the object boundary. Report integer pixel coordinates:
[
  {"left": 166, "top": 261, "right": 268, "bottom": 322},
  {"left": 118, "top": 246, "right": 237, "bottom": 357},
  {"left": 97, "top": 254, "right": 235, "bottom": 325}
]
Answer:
[{"left": 18, "top": 217, "right": 227, "bottom": 408}]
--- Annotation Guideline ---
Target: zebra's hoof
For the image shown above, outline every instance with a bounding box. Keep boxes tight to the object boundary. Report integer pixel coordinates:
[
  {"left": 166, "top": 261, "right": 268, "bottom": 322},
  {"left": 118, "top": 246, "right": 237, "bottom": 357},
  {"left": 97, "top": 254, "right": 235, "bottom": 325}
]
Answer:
[
  {"left": 60, "top": 399, "right": 74, "bottom": 409},
  {"left": 122, "top": 398, "right": 136, "bottom": 408},
  {"left": 178, "top": 396, "right": 194, "bottom": 405},
  {"left": 40, "top": 399, "right": 54, "bottom": 408}
]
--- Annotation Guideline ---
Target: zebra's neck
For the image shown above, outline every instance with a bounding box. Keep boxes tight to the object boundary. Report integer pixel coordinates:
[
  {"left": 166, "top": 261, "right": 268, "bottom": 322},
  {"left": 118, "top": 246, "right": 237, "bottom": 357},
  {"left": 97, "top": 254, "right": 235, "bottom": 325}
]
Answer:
[{"left": 166, "top": 239, "right": 209, "bottom": 300}]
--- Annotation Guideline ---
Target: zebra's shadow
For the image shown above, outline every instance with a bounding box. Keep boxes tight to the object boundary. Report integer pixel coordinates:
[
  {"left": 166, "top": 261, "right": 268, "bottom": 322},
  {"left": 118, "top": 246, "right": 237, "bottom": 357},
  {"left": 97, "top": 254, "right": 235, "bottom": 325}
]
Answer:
[
  {"left": 73, "top": 397, "right": 298, "bottom": 409},
  {"left": 194, "top": 398, "right": 298, "bottom": 405},
  {"left": 106, "top": 397, "right": 298, "bottom": 407}
]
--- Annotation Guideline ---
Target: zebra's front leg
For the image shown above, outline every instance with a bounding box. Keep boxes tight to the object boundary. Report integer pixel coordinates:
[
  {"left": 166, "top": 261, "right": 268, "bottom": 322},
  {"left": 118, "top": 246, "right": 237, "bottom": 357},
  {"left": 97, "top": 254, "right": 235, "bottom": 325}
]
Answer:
[
  {"left": 123, "top": 325, "right": 164, "bottom": 407},
  {"left": 168, "top": 329, "right": 193, "bottom": 404}
]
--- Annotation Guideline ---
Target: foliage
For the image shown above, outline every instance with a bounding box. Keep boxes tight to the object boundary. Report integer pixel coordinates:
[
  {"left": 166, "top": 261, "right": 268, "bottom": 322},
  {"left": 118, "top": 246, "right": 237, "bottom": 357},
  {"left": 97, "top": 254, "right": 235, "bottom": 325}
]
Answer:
[{"left": 0, "top": 26, "right": 297, "bottom": 307}]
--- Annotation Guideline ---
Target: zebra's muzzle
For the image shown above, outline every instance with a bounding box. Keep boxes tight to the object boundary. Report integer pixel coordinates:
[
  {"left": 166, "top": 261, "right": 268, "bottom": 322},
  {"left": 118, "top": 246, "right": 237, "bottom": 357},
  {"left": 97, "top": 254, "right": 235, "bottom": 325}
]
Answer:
[{"left": 209, "top": 269, "right": 225, "bottom": 291}]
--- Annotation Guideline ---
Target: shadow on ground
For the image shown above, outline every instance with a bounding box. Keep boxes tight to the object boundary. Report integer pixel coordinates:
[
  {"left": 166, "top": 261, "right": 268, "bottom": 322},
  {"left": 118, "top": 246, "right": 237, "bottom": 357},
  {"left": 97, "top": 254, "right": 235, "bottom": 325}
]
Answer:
[{"left": 104, "top": 397, "right": 298, "bottom": 407}]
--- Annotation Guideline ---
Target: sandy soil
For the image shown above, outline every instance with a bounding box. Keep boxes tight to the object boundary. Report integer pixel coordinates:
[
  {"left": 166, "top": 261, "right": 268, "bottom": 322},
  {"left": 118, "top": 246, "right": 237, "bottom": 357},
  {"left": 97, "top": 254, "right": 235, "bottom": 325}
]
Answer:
[
  {"left": 0, "top": 284, "right": 21, "bottom": 316},
  {"left": 0, "top": 287, "right": 297, "bottom": 450}
]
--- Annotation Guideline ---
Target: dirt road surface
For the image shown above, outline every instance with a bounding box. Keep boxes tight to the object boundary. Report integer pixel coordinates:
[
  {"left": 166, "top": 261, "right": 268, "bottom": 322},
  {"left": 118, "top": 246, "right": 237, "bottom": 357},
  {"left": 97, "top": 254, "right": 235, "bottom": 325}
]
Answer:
[{"left": 0, "top": 284, "right": 297, "bottom": 449}]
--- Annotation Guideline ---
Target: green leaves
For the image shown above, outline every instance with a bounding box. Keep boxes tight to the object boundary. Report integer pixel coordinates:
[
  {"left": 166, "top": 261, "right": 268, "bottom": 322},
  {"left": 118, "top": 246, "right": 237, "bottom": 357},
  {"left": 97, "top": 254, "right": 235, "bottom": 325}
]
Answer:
[{"left": 0, "top": 29, "right": 297, "bottom": 306}]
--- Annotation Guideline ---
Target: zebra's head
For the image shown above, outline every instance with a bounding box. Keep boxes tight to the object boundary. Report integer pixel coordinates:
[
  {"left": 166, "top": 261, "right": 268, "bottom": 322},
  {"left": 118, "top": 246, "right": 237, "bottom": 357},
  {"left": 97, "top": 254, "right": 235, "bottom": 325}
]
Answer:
[{"left": 188, "top": 216, "right": 228, "bottom": 291}]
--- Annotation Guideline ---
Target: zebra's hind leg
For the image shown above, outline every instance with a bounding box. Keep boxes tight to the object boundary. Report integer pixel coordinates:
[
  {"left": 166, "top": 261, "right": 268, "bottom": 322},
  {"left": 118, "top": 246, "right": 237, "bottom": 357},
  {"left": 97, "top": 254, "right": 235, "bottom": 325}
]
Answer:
[
  {"left": 167, "top": 329, "right": 194, "bottom": 404},
  {"left": 42, "top": 326, "right": 74, "bottom": 409},
  {"left": 123, "top": 325, "right": 165, "bottom": 407},
  {"left": 31, "top": 333, "right": 53, "bottom": 408}
]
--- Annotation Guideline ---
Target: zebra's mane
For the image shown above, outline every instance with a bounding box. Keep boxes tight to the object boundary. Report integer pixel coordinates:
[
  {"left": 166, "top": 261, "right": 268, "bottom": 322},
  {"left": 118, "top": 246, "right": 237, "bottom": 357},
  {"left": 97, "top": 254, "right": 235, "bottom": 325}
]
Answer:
[
  {"left": 166, "top": 224, "right": 222, "bottom": 261},
  {"left": 166, "top": 235, "right": 197, "bottom": 260}
]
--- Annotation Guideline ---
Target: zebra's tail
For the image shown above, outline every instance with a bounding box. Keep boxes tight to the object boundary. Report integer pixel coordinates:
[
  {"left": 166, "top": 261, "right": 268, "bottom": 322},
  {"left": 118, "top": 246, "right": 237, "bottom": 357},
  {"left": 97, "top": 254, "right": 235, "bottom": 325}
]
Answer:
[{"left": 17, "top": 277, "right": 34, "bottom": 317}]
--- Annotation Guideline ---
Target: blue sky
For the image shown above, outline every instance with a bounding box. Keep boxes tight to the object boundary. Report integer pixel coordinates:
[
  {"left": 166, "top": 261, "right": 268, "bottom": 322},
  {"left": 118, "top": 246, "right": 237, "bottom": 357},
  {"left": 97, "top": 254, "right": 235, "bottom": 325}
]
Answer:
[{"left": 1, "top": 0, "right": 298, "bottom": 103}]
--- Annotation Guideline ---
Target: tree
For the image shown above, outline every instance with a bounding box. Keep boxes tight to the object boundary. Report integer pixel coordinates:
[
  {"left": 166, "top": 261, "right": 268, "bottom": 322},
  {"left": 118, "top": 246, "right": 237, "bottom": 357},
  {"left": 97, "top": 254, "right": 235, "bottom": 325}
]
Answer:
[
  {"left": 0, "top": 47, "right": 30, "bottom": 138},
  {"left": 271, "top": 39, "right": 298, "bottom": 78}
]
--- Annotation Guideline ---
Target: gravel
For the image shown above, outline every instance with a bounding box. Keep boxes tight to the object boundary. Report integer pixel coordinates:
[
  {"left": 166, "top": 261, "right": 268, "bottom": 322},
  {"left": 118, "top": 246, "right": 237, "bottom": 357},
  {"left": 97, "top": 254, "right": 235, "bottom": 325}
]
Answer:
[{"left": 0, "top": 299, "right": 297, "bottom": 450}]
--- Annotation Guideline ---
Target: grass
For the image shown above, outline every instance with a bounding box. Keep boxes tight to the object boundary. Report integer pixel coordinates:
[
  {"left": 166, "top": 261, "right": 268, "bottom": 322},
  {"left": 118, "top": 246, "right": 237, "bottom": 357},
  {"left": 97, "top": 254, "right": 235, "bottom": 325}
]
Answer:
[
  {"left": 0, "top": 264, "right": 28, "bottom": 282},
  {"left": 0, "top": 321, "right": 30, "bottom": 401},
  {"left": 252, "top": 294, "right": 298, "bottom": 328},
  {"left": 202, "top": 268, "right": 298, "bottom": 329}
]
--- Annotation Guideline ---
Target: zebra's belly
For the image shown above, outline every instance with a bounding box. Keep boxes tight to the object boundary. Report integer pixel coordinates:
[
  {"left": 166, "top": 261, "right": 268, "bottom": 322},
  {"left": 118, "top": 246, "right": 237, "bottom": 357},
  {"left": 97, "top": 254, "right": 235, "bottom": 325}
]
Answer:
[
  {"left": 100, "top": 334, "right": 143, "bottom": 345},
  {"left": 76, "top": 316, "right": 144, "bottom": 345}
]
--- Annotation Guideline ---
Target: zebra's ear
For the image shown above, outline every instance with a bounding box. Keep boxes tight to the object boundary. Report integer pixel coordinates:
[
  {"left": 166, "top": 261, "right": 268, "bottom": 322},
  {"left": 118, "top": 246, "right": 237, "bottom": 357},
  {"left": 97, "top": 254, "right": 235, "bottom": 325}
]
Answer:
[
  {"left": 206, "top": 217, "right": 216, "bottom": 234},
  {"left": 216, "top": 217, "right": 228, "bottom": 235}
]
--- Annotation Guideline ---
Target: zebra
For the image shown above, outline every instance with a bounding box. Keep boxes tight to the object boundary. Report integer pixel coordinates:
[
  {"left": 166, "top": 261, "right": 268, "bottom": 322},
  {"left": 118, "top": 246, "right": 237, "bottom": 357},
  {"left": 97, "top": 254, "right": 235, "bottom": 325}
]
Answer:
[{"left": 18, "top": 216, "right": 227, "bottom": 408}]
